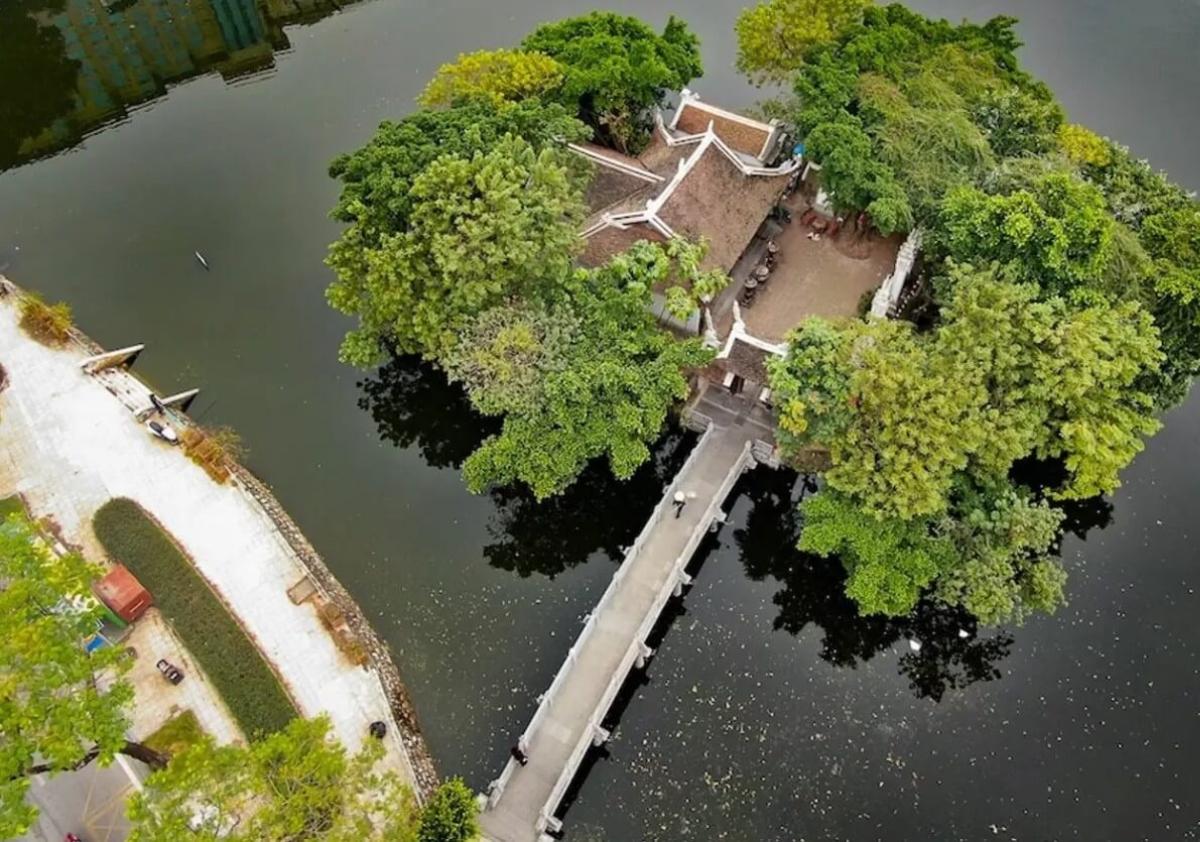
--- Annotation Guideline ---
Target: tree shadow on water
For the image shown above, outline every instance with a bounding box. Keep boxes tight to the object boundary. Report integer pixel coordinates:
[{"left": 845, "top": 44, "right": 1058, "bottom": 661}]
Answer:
[
  {"left": 731, "top": 469, "right": 1015, "bottom": 703},
  {"left": 358, "top": 355, "right": 699, "bottom": 580},
  {"left": 482, "top": 428, "right": 697, "bottom": 579},
  {"left": 357, "top": 354, "right": 498, "bottom": 470}
]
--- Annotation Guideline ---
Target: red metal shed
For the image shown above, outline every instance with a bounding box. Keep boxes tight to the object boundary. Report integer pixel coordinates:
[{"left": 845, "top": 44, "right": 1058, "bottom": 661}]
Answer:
[{"left": 93, "top": 564, "right": 152, "bottom": 623}]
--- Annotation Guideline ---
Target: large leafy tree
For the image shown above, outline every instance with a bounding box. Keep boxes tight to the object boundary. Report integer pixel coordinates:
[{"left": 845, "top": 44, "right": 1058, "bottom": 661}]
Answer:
[
  {"left": 0, "top": 513, "right": 165, "bottom": 838},
  {"left": 1071, "top": 137, "right": 1200, "bottom": 406},
  {"left": 416, "top": 778, "right": 479, "bottom": 842},
  {"left": 417, "top": 49, "right": 563, "bottom": 109},
  {"left": 771, "top": 266, "right": 1161, "bottom": 514},
  {"left": 935, "top": 172, "right": 1113, "bottom": 297},
  {"left": 327, "top": 98, "right": 588, "bottom": 246},
  {"left": 782, "top": 7, "right": 1059, "bottom": 229},
  {"left": 327, "top": 133, "right": 587, "bottom": 364},
  {"left": 799, "top": 484, "right": 1066, "bottom": 623},
  {"left": 735, "top": 0, "right": 871, "bottom": 85},
  {"left": 459, "top": 242, "right": 714, "bottom": 499},
  {"left": 770, "top": 266, "right": 1161, "bottom": 622},
  {"left": 769, "top": 315, "right": 980, "bottom": 520},
  {"left": 128, "top": 716, "right": 418, "bottom": 841},
  {"left": 521, "top": 12, "right": 702, "bottom": 152}
]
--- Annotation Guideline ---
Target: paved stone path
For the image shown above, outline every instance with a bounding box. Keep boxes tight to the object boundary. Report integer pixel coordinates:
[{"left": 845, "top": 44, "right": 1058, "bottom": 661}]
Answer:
[
  {"left": 480, "top": 415, "right": 760, "bottom": 842},
  {"left": 0, "top": 287, "right": 421, "bottom": 791}
]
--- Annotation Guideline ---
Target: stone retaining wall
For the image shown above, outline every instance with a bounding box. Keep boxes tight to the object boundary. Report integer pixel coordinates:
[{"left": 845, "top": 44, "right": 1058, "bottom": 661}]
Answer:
[{"left": 233, "top": 465, "right": 439, "bottom": 796}]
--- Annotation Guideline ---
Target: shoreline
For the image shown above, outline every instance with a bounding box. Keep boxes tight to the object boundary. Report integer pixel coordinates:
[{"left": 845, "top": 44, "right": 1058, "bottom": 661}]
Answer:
[{"left": 0, "top": 275, "right": 438, "bottom": 798}]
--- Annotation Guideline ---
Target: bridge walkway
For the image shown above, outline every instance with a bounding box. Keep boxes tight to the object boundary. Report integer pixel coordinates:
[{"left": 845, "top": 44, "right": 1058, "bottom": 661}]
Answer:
[{"left": 480, "top": 407, "right": 764, "bottom": 842}]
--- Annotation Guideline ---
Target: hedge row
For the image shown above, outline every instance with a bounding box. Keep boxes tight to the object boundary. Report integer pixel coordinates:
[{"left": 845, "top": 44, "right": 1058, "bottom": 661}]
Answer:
[{"left": 93, "top": 498, "right": 297, "bottom": 737}]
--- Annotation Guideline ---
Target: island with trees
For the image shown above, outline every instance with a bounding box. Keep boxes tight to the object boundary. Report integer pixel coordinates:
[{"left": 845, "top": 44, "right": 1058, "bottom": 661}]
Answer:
[
  {"left": 3, "top": 1, "right": 1197, "bottom": 839},
  {"left": 326, "top": 0, "right": 1198, "bottom": 634}
]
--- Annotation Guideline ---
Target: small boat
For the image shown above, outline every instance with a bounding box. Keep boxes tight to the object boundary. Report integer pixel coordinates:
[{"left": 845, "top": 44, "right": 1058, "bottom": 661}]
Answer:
[
  {"left": 194, "top": 251, "right": 209, "bottom": 270},
  {"left": 146, "top": 419, "right": 179, "bottom": 444}
]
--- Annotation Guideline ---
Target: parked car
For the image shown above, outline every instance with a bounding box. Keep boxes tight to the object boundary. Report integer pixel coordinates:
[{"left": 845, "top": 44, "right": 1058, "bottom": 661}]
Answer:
[{"left": 155, "top": 659, "right": 184, "bottom": 684}]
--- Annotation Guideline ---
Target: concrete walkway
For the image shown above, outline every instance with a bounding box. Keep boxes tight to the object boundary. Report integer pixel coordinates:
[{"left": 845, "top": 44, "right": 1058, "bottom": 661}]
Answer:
[
  {"left": 0, "top": 287, "right": 420, "bottom": 791},
  {"left": 480, "top": 416, "right": 759, "bottom": 842}
]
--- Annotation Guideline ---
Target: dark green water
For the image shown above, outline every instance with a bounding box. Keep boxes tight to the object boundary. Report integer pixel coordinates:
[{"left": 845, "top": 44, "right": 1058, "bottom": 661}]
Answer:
[{"left": 1, "top": 1, "right": 1197, "bottom": 839}]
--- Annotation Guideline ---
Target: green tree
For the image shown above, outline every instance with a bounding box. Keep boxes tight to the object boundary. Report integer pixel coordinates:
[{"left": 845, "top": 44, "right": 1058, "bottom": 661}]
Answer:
[
  {"left": 803, "top": 117, "right": 913, "bottom": 234},
  {"left": 734, "top": 0, "right": 871, "bottom": 85},
  {"left": 661, "top": 236, "right": 730, "bottom": 322},
  {"left": 1058, "top": 123, "right": 1111, "bottom": 168},
  {"left": 935, "top": 172, "right": 1113, "bottom": 296},
  {"left": 417, "top": 778, "right": 478, "bottom": 842},
  {"left": 327, "top": 134, "right": 587, "bottom": 364},
  {"left": 521, "top": 12, "right": 702, "bottom": 152},
  {"left": 460, "top": 243, "right": 714, "bottom": 499},
  {"left": 798, "top": 477, "right": 1066, "bottom": 623},
  {"left": 441, "top": 302, "right": 579, "bottom": 417},
  {"left": 418, "top": 49, "right": 563, "bottom": 109},
  {"left": 933, "top": 484, "right": 1066, "bottom": 625},
  {"left": 128, "top": 716, "right": 418, "bottom": 842},
  {"left": 769, "top": 316, "right": 978, "bottom": 519},
  {"left": 784, "top": 8, "right": 1059, "bottom": 229},
  {"left": 328, "top": 98, "right": 588, "bottom": 245},
  {"left": 799, "top": 489, "right": 954, "bottom": 616},
  {"left": 1042, "top": 299, "right": 1162, "bottom": 499},
  {"left": 0, "top": 513, "right": 165, "bottom": 838}
]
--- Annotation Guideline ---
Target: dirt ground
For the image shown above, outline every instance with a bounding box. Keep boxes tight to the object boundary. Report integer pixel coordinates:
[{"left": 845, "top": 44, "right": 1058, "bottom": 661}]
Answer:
[{"left": 739, "top": 217, "right": 902, "bottom": 342}]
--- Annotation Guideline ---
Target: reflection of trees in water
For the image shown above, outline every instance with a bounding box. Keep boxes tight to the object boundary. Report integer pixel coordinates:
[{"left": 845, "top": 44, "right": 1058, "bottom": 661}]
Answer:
[
  {"left": 483, "top": 430, "right": 694, "bottom": 579},
  {"left": 732, "top": 469, "right": 1016, "bottom": 702},
  {"left": 1011, "top": 455, "right": 1115, "bottom": 543},
  {"left": 0, "top": 0, "right": 79, "bottom": 170},
  {"left": 357, "top": 355, "right": 497, "bottom": 470},
  {"left": 358, "top": 354, "right": 697, "bottom": 579},
  {"left": 1, "top": 0, "right": 366, "bottom": 172}
]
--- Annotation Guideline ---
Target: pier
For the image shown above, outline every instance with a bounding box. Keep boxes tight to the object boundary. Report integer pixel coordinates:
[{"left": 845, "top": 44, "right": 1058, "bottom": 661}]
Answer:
[{"left": 479, "top": 392, "right": 772, "bottom": 842}]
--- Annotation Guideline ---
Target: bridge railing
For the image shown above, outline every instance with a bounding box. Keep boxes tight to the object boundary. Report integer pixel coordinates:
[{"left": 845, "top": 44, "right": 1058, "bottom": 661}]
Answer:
[
  {"left": 534, "top": 438, "right": 754, "bottom": 833},
  {"left": 486, "top": 423, "right": 718, "bottom": 809}
]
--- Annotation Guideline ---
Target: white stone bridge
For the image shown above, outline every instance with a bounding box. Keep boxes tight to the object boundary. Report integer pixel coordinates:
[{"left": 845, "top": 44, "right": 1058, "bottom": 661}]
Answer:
[{"left": 479, "top": 393, "right": 773, "bottom": 842}]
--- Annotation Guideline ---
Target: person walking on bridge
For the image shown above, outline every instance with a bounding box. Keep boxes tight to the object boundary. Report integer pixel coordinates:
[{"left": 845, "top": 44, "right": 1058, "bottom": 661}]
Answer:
[{"left": 673, "top": 490, "right": 687, "bottom": 519}]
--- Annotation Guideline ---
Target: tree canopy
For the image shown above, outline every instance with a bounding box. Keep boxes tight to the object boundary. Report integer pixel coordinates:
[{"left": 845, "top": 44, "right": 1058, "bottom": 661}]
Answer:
[
  {"left": 0, "top": 512, "right": 162, "bottom": 837},
  {"left": 769, "top": 264, "right": 1162, "bottom": 620},
  {"left": 784, "top": 6, "right": 1060, "bottom": 228},
  {"left": 327, "top": 97, "right": 588, "bottom": 244},
  {"left": 416, "top": 778, "right": 479, "bottom": 842},
  {"left": 457, "top": 242, "right": 714, "bottom": 499},
  {"left": 735, "top": 0, "right": 871, "bottom": 85},
  {"left": 745, "top": 2, "right": 1198, "bottom": 625},
  {"left": 327, "top": 133, "right": 587, "bottom": 364},
  {"left": 418, "top": 49, "right": 564, "bottom": 109},
  {"left": 128, "top": 716, "right": 420, "bottom": 842},
  {"left": 521, "top": 11, "right": 702, "bottom": 151}
]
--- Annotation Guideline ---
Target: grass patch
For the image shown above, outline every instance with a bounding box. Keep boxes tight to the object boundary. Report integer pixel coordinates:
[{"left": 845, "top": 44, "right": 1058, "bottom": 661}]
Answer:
[
  {"left": 144, "top": 709, "right": 205, "bottom": 758},
  {"left": 0, "top": 495, "right": 25, "bottom": 520},
  {"left": 93, "top": 498, "right": 297, "bottom": 737},
  {"left": 18, "top": 293, "right": 73, "bottom": 346}
]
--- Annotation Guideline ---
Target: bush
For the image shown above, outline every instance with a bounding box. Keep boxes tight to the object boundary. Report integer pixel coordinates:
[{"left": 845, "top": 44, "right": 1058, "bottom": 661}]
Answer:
[
  {"left": 18, "top": 293, "right": 73, "bottom": 346},
  {"left": 179, "top": 425, "right": 244, "bottom": 483},
  {"left": 143, "top": 709, "right": 205, "bottom": 758},
  {"left": 93, "top": 498, "right": 296, "bottom": 737},
  {"left": 418, "top": 778, "right": 479, "bottom": 842}
]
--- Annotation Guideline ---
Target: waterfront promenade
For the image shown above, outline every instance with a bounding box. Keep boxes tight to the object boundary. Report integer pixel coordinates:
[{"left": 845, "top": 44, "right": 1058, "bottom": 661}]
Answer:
[
  {"left": 479, "top": 399, "right": 766, "bottom": 842},
  {"left": 0, "top": 279, "right": 434, "bottom": 796}
]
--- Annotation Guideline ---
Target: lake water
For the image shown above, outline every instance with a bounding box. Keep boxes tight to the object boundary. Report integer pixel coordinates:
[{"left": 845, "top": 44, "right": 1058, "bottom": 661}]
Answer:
[{"left": 2, "top": 1, "right": 1198, "bottom": 839}]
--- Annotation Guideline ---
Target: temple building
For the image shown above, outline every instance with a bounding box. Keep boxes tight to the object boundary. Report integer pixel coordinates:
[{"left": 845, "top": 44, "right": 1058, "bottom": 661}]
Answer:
[{"left": 570, "top": 89, "right": 920, "bottom": 439}]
